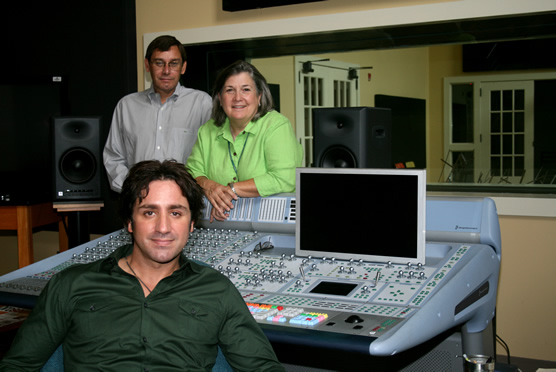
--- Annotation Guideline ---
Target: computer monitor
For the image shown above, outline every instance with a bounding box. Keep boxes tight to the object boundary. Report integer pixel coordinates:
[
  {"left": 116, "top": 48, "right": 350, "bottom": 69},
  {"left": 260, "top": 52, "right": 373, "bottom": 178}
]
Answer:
[{"left": 295, "top": 167, "right": 426, "bottom": 265}]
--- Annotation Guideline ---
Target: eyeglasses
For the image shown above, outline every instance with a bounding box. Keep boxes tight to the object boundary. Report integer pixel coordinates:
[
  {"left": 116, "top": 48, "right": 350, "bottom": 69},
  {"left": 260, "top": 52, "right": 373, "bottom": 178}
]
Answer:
[{"left": 151, "top": 60, "right": 182, "bottom": 71}]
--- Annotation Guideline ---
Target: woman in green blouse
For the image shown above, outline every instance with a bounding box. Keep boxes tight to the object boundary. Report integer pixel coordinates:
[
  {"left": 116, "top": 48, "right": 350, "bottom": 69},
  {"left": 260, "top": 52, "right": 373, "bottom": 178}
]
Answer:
[{"left": 187, "top": 60, "right": 302, "bottom": 222}]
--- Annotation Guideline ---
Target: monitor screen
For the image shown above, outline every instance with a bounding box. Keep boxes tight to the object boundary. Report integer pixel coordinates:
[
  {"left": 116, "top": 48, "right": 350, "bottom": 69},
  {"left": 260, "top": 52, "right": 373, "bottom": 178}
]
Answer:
[{"left": 295, "top": 168, "right": 426, "bottom": 264}]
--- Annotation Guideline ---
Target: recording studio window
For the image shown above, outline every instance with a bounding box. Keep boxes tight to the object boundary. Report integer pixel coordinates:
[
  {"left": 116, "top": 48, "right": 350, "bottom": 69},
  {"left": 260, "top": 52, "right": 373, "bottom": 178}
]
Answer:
[{"left": 443, "top": 73, "right": 556, "bottom": 191}]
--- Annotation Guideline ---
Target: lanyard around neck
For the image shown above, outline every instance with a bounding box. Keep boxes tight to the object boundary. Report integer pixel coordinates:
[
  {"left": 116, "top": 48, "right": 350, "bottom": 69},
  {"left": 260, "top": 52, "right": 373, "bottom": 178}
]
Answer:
[{"left": 228, "top": 133, "right": 250, "bottom": 176}]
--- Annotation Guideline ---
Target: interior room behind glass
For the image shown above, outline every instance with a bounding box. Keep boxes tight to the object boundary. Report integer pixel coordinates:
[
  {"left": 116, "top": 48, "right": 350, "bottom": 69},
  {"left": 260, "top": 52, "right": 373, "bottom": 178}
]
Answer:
[{"left": 182, "top": 12, "right": 556, "bottom": 194}]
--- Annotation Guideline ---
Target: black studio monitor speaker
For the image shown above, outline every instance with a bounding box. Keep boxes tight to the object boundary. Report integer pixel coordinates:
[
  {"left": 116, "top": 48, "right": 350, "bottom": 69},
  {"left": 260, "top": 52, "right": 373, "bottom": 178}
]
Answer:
[
  {"left": 52, "top": 116, "right": 101, "bottom": 200},
  {"left": 312, "top": 107, "right": 392, "bottom": 168}
]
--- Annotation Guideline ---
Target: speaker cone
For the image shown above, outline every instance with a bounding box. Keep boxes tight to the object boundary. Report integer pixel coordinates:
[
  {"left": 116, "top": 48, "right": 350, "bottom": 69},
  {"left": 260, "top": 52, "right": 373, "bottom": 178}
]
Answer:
[
  {"left": 320, "top": 146, "right": 357, "bottom": 168},
  {"left": 59, "top": 148, "right": 97, "bottom": 184}
]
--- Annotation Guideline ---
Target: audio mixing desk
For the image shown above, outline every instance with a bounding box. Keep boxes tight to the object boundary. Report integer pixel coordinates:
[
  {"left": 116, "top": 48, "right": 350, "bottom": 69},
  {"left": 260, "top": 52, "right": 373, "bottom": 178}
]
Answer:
[{"left": 0, "top": 195, "right": 501, "bottom": 371}]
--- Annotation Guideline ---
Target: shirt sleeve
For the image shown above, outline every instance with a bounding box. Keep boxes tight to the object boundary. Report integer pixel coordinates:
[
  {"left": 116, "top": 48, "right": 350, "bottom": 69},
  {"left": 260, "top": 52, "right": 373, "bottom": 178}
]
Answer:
[
  {"left": 186, "top": 121, "right": 211, "bottom": 180},
  {"left": 0, "top": 275, "right": 70, "bottom": 371},
  {"left": 253, "top": 113, "right": 303, "bottom": 197},
  {"left": 103, "top": 99, "right": 129, "bottom": 193},
  {"left": 199, "top": 94, "right": 213, "bottom": 127},
  {"left": 217, "top": 281, "right": 285, "bottom": 372}
]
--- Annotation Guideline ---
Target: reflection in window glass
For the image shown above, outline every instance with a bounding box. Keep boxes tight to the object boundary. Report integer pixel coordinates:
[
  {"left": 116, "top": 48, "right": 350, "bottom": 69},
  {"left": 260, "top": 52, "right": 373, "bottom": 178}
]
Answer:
[
  {"left": 503, "top": 134, "right": 513, "bottom": 155},
  {"left": 489, "top": 87, "right": 530, "bottom": 182},
  {"left": 515, "top": 89, "right": 525, "bottom": 110},
  {"left": 452, "top": 151, "right": 474, "bottom": 182},
  {"left": 515, "top": 134, "right": 524, "bottom": 155},
  {"left": 451, "top": 83, "right": 473, "bottom": 143},
  {"left": 317, "top": 78, "right": 323, "bottom": 106},
  {"left": 491, "top": 157, "right": 500, "bottom": 177},
  {"left": 334, "top": 80, "right": 338, "bottom": 107},
  {"left": 304, "top": 138, "right": 312, "bottom": 167},
  {"left": 340, "top": 81, "right": 345, "bottom": 106},
  {"left": 503, "top": 90, "right": 513, "bottom": 110},
  {"left": 503, "top": 112, "right": 513, "bottom": 132},
  {"left": 491, "top": 112, "right": 500, "bottom": 132},
  {"left": 304, "top": 76, "right": 309, "bottom": 105},
  {"left": 515, "top": 112, "right": 524, "bottom": 132},
  {"left": 444, "top": 75, "right": 545, "bottom": 189},
  {"left": 491, "top": 135, "right": 501, "bottom": 155},
  {"left": 503, "top": 156, "right": 513, "bottom": 177},
  {"left": 304, "top": 107, "right": 311, "bottom": 136},
  {"left": 515, "top": 156, "right": 525, "bottom": 179},
  {"left": 311, "top": 77, "right": 317, "bottom": 105},
  {"left": 491, "top": 90, "right": 500, "bottom": 111}
]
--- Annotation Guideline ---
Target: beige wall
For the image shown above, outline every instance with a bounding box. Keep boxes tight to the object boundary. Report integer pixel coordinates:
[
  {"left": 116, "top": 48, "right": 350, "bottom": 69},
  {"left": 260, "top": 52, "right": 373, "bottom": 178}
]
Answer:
[
  {"left": 248, "top": 56, "right": 296, "bottom": 129},
  {"left": 135, "top": 0, "right": 446, "bottom": 90},
  {"left": 497, "top": 216, "right": 556, "bottom": 361}
]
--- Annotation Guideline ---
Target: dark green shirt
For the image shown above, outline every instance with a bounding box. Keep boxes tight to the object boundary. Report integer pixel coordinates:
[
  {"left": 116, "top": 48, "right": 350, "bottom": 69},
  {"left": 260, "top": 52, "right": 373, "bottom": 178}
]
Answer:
[{"left": 0, "top": 244, "right": 283, "bottom": 371}]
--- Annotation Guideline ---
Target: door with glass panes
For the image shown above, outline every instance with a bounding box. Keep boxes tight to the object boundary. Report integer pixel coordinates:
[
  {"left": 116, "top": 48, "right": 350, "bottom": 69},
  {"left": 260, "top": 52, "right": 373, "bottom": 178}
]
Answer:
[
  {"left": 479, "top": 81, "right": 534, "bottom": 184},
  {"left": 444, "top": 77, "right": 534, "bottom": 184}
]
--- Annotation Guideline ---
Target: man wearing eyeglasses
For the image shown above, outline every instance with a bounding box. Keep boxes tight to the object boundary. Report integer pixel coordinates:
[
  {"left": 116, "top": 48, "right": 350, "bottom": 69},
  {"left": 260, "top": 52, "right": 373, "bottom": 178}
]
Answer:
[{"left": 103, "top": 35, "right": 212, "bottom": 193}]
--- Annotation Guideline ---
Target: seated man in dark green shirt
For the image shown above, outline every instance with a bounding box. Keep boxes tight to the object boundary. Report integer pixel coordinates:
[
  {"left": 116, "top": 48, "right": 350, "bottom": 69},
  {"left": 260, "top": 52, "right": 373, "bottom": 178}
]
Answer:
[{"left": 0, "top": 159, "right": 283, "bottom": 371}]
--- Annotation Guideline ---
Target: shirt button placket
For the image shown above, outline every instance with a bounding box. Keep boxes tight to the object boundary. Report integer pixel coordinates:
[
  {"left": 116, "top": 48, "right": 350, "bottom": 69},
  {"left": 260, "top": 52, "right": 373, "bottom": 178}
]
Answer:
[{"left": 155, "top": 105, "right": 165, "bottom": 153}]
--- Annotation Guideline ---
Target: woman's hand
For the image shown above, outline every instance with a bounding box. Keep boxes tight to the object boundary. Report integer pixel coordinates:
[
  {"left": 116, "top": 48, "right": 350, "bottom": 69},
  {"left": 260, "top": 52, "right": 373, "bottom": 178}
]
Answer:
[
  {"left": 210, "top": 206, "right": 229, "bottom": 222},
  {"left": 196, "top": 177, "right": 237, "bottom": 222}
]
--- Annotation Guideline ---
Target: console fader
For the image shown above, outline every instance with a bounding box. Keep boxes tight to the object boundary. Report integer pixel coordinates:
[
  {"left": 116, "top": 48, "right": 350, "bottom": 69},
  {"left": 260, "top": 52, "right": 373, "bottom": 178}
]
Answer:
[{"left": 0, "top": 196, "right": 501, "bottom": 370}]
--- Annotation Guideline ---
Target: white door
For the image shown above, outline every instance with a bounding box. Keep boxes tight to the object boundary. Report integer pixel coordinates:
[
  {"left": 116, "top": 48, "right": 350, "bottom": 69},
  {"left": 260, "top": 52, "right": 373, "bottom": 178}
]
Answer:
[
  {"left": 444, "top": 75, "right": 537, "bottom": 185},
  {"left": 294, "top": 56, "right": 360, "bottom": 167},
  {"left": 479, "top": 81, "right": 534, "bottom": 184}
]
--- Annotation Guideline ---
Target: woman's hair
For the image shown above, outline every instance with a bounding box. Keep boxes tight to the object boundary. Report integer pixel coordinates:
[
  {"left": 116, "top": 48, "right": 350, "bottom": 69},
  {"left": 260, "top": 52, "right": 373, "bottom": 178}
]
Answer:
[
  {"left": 211, "top": 60, "right": 274, "bottom": 126},
  {"left": 119, "top": 160, "right": 204, "bottom": 228}
]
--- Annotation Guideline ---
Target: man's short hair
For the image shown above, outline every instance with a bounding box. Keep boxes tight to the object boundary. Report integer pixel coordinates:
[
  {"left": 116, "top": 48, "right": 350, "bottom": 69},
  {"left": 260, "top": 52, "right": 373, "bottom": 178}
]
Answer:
[
  {"left": 145, "top": 35, "right": 187, "bottom": 62},
  {"left": 119, "top": 160, "right": 204, "bottom": 227}
]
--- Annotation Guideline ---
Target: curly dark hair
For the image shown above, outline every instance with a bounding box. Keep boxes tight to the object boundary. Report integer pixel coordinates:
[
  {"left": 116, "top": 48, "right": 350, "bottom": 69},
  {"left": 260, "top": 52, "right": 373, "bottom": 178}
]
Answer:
[
  {"left": 211, "top": 60, "right": 274, "bottom": 126},
  {"left": 119, "top": 160, "right": 204, "bottom": 228}
]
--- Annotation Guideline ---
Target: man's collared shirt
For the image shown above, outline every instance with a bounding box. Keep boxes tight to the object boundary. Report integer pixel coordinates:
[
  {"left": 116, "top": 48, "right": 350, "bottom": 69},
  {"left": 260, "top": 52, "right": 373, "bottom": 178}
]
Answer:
[
  {"left": 0, "top": 244, "right": 283, "bottom": 371},
  {"left": 103, "top": 83, "right": 212, "bottom": 192}
]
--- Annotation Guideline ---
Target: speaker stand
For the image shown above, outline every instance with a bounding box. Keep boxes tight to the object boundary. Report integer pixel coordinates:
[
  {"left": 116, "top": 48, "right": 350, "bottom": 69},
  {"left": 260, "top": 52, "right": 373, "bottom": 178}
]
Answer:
[
  {"left": 66, "top": 211, "right": 90, "bottom": 247},
  {"left": 53, "top": 202, "right": 104, "bottom": 248}
]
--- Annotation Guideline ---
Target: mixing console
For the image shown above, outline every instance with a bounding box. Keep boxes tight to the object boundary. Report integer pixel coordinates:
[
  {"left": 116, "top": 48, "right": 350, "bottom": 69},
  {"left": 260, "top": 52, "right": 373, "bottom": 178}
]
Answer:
[
  {"left": 0, "top": 195, "right": 501, "bottom": 364},
  {"left": 184, "top": 227, "right": 497, "bottom": 357}
]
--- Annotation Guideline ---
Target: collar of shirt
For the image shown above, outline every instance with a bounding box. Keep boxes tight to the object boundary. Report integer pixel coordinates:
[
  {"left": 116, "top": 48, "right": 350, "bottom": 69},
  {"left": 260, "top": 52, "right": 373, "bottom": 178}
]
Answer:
[
  {"left": 217, "top": 115, "right": 263, "bottom": 143},
  {"left": 146, "top": 83, "right": 183, "bottom": 105}
]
